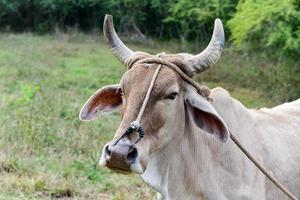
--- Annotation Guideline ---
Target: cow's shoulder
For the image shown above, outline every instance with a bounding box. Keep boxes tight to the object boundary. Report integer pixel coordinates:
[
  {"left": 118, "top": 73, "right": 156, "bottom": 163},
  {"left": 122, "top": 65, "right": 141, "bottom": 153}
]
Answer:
[
  {"left": 209, "top": 87, "right": 233, "bottom": 109},
  {"left": 209, "top": 87, "right": 253, "bottom": 121},
  {"left": 209, "top": 87, "right": 234, "bottom": 115}
]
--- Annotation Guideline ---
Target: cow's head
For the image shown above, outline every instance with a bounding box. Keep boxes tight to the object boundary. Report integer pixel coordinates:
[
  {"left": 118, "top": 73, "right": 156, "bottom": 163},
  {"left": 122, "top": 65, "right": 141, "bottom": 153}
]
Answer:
[{"left": 79, "top": 15, "right": 229, "bottom": 174}]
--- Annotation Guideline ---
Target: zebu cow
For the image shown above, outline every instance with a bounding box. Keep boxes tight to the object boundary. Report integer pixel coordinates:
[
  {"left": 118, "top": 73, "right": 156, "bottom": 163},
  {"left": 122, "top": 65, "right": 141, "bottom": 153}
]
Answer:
[{"left": 79, "top": 15, "right": 300, "bottom": 200}]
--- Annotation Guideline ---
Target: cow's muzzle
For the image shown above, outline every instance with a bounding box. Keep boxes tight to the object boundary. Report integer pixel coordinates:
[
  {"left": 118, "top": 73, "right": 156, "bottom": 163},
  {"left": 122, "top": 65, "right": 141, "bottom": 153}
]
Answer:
[{"left": 101, "top": 139, "right": 138, "bottom": 173}]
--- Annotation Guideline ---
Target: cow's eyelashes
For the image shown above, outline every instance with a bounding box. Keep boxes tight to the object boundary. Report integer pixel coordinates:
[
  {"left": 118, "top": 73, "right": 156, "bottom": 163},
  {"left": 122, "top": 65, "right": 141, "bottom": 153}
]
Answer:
[{"left": 165, "top": 92, "right": 178, "bottom": 100}]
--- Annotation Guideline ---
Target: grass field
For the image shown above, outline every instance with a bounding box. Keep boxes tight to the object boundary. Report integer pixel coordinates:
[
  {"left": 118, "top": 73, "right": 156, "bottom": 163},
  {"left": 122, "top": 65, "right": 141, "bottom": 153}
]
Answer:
[{"left": 0, "top": 33, "right": 276, "bottom": 200}]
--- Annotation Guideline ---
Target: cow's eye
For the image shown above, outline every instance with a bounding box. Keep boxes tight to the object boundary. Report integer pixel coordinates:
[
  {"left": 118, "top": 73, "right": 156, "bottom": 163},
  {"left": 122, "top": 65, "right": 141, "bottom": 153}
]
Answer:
[{"left": 165, "top": 92, "right": 178, "bottom": 100}]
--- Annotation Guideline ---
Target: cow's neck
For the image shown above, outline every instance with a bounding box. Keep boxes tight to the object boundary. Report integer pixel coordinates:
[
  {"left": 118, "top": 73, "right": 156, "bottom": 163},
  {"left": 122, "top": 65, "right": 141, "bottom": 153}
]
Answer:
[
  {"left": 141, "top": 123, "right": 235, "bottom": 199},
  {"left": 141, "top": 88, "right": 263, "bottom": 200}
]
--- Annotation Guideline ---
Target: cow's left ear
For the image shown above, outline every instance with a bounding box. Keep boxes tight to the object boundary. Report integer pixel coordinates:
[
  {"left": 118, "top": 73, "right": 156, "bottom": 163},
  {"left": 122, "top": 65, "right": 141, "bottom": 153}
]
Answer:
[{"left": 185, "top": 86, "right": 229, "bottom": 143}]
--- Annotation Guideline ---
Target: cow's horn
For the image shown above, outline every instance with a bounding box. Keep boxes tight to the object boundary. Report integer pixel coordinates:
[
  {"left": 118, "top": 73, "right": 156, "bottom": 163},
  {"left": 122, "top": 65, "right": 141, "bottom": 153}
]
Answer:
[
  {"left": 187, "top": 19, "right": 225, "bottom": 73},
  {"left": 103, "top": 14, "right": 134, "bottom": 64}
]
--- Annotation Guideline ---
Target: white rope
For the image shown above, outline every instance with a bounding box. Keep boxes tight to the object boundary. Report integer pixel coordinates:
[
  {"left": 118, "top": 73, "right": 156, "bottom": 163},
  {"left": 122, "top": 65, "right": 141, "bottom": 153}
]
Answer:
[{"left": 135, "top": 64, "right": 162, "bottom": 123}]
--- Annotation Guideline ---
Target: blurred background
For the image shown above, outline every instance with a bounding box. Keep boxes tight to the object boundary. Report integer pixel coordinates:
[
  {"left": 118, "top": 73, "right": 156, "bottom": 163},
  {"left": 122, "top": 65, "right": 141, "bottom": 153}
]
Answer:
[{"left": 0, "top": 0, "right": 299, "bottom": 199}]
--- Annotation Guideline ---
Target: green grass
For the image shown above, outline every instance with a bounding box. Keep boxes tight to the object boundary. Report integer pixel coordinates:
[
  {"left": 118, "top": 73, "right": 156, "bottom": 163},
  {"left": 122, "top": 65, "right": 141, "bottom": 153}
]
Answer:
[{"left": 0, "top": 33, "right": 276, "bottom": 199}]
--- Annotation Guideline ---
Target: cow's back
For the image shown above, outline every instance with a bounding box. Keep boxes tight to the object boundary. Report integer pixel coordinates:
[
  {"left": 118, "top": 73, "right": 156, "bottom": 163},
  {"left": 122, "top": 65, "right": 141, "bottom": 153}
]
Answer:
[{"left": 254, "top": 98, "right": 300, "bottom": 199}]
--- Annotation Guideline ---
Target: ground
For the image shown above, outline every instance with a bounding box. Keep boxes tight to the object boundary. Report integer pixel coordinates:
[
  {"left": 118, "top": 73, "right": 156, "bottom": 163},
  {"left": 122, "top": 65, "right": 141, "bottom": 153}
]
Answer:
[{"left": 0, "top": 33, "right": 275, "bottom": 200}]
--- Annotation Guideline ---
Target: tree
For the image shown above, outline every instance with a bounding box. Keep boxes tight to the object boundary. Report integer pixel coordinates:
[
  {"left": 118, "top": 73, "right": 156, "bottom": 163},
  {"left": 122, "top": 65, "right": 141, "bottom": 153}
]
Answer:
[{"left": 228, "top": 0, "right": 300, "bottom": 58}]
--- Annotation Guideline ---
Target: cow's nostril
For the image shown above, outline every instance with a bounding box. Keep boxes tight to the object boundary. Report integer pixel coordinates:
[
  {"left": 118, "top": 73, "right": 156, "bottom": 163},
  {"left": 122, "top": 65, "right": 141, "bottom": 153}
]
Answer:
[
  {"left": 127, "top": 147, "right": 138, "bottom": 162},
  {"left": 105, "top": 145, "right": 111, "bottom": 156}
]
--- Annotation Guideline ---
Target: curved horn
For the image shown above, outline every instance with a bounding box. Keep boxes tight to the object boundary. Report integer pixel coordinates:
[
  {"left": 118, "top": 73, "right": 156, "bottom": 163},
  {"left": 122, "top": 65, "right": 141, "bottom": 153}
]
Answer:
[
  {"left": 103, "top": 14, "right": 134, "bottom": 64},
  {"left": 187, "top": 19, "right": 225, "bottom": 73}
]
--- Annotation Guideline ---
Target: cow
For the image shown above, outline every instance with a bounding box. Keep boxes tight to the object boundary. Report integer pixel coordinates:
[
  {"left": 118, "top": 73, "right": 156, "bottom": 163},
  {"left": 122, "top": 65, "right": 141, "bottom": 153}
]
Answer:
[{"left": 79, "top": 15, "right": 300, "bottom": 200}]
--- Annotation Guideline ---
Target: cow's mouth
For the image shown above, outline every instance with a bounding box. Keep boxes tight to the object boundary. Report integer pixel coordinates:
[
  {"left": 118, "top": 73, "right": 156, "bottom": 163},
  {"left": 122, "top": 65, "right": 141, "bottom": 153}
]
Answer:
[
  {"left": 99, "top": 151, "right": 144, "bottom": 174},
  {"left": 105, "top": 158, "right": 144, "bottom": 174}
]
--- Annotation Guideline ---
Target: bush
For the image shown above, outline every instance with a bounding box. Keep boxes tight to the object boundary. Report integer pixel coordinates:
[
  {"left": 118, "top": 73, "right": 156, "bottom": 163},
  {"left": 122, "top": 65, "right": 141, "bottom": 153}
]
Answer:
[
  {"left": 228, "top": 0, "right": 300, "bottom": 59},
  {"left": 165, "top": 0, "right": 238, "bottom": 41},
  {"left": 0, "top": 0, "right": 105, "bottom": 33},
  {"left": 0, "top": 0, "right": 238, "bottom": 40}
]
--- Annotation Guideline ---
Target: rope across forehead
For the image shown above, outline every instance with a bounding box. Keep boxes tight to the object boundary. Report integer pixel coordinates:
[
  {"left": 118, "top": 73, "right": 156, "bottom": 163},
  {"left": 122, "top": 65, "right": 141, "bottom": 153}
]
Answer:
[
  {"left": 126, "top": 53, "right": 211, "bottom": 100},
  {"left": 114, "top": 53, "right": 211, "bottom": 147}
]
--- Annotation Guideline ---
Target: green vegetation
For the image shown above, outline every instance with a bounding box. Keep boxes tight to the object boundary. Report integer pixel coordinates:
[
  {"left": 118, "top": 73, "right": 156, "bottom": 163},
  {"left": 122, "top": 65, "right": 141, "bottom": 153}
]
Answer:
[
  {"left": 165, "top": 0, "right": 238, "bottom": 40},
  {"left": 228, "top": 0, "right": 300, "bottom": 58},
  {"left": 0, "top": 33, "right": 282, "bottom": 199},
  {"left": 1, "top": 0, "right": 300, "bottom": 59}
]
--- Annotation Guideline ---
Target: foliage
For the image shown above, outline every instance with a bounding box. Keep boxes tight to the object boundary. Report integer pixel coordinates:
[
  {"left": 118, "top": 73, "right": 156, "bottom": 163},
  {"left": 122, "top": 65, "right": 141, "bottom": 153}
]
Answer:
[
  {"left": 103, "top": 0, "right": 151, "bottom": 40},
  {"left": 0, "top": 0, "right": 105, "bottom": 33},
  {"left": 165, "top": 0, "right": 238, "bottom": 41},
  {"left": 1, "top": 0, "right": 300, "bottom": 60},
  {"left": 0, "top": 0, "right": 238, "bottom": 39},
  {"left": 107, "top": 0, "right": 175, "bottom": 39},
  {"left": 228, "top": 0, "right": 300, "bottom": 58}
]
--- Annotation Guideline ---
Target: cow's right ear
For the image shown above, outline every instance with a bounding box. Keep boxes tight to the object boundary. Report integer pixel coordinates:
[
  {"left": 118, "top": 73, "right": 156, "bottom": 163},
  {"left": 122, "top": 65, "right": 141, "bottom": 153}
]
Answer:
[
  {"left": 184, "top": 86, "right": 229, "bottom": 143},
  {"left": 79, "top": 84, "right": 122, "bottom": 121}
]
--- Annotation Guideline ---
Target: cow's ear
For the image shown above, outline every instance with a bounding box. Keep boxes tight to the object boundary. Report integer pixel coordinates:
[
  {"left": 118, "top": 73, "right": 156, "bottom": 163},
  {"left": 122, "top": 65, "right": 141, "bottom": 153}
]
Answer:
[
  {"left": 185, "top": 86, "right": 229, "bottom": 142},
  {"left": 79, "top": 84, "right": 122, "bottom": 121}
]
